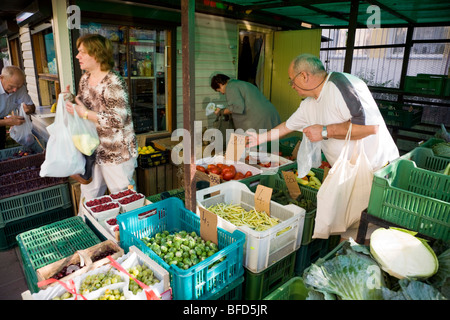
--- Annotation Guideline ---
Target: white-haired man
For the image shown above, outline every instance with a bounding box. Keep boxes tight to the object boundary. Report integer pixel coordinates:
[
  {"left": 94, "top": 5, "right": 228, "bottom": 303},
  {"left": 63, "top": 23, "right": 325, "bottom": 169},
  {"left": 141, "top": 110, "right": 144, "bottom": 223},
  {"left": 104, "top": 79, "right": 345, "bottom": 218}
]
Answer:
[{"left": 0, "top": 65, "right": 35, "bottom": 149}]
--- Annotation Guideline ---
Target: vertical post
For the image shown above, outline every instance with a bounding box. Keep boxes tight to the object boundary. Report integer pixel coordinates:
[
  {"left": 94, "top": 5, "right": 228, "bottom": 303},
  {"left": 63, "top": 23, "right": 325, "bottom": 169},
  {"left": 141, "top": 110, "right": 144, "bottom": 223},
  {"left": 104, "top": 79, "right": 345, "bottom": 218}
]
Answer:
[
  {"left": 181, "top": 0, "right": 196, "bottom": 212},
  {"left": 343, "top": 0, "right": 359, "bottom": 74},
  {"left": 51, "top": 0, "right": 75, "bottom": 90},
  {"left": 398, "top": 26, "right": 414, "bottom": 103}
]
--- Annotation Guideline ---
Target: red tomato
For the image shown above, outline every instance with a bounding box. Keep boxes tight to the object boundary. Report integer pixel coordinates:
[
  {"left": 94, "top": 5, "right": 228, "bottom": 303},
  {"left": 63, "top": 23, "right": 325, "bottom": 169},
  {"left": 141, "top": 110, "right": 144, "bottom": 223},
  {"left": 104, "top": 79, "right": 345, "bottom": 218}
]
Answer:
[
  {"left": 244, "top": 171, "right": 253, "bottom": 178},
  {"left": 222, "top": 171, "right": 235, "bottom": 181},
  {"left": 233, "top": 172, "right": 245, "bottom": 180},
  {"left": 196, "top": 165, "right": 206, "bottom": 172}
]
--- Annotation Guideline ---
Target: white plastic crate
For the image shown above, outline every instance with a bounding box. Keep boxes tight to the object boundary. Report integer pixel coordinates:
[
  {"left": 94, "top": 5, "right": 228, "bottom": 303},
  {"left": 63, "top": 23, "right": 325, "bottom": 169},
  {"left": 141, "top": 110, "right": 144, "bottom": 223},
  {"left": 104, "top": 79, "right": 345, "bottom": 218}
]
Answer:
[
  {"left": 117, "top": 193, "right": 145, "bottom": 212},
  {"left": 25, "top": 246, "right": 171, "bottom": 300},
  {"left": 196, "top": 181, "right": 305, "bottom": 273},
  {"left": 244, "top": 152, "right": 294, "bottom": 174}
]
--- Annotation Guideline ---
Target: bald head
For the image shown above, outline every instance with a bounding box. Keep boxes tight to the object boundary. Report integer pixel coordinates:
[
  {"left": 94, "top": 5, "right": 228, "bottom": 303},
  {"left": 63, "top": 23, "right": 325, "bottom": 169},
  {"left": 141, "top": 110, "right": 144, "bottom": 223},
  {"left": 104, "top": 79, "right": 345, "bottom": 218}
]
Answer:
[{"left": 1, "top": 66, "right": 26, "bottom": 94}]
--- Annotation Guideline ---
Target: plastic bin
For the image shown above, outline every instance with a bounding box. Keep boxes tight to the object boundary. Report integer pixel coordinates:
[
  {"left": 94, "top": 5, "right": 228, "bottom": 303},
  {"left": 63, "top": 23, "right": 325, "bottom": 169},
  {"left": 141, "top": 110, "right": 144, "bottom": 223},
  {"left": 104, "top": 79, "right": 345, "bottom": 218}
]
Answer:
[
  {"left": 404, "top": 74, "right": 446, "bottom": 96},
  {"left": 116, "top": 197, "right": 246, "bottom": 300},
  {"left": 377, "top": 101, "right": 423, "bottom": 128},
  {"left": 16, "top": 216, "right": 101, "bottom": 293},
  {"left": 243, "top": 251, "right": 296, "bottom": 300},
  {"left": 0, "top": 145, "right": 44, "bottom": 176},
  {"left": 137, "top": 142, "right": 170, "bottom": 169},
  {"left": 419, "top": 138, "right": 449, "bottom": 159},
  {"left": 0, "top": 183, "right": 72, "bottom": 227},
  {"left": 196, "top": 181, "right": 306, "bottom": 273},
  {"left": 401, "top": 147, "right": 450, "bottom": 173},
  {"left": 209, "top": 276, "right": 244, "bottom": 300},
  {"left": 367, "top": 159, "right": 449, "bottom": 241},
  {"left": 294, "top": 236, "right": 340, "bottom": 276},
  {"left": 0, "top": 205, "right": 73, "bottom": 251},
  {"left": 263, "top": 276, "right": 310, "bottom": 300},
  {"left": 241, "top": 162, "right": 322, "bottom": 245}
]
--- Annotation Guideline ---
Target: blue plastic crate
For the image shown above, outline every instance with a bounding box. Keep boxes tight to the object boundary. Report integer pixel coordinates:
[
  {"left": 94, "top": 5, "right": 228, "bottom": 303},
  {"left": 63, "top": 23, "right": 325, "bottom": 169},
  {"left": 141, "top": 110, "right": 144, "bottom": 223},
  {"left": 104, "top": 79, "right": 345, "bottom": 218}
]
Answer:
[{"left": 117, "top": 197, "right": 246, "bottom": 300}]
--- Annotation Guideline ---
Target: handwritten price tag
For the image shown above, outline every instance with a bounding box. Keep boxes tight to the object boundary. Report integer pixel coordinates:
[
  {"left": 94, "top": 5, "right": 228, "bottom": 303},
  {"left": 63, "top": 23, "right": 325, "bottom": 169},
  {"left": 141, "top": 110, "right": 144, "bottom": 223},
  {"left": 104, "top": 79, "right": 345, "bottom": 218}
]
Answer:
[
  {"left": 254, "top": 184, "right": 272, "bottom": 216},
  {"left": 199, "top": 206, "right": 218, "bottom": 245},
  {"left": 291, "top": 140, "right": 301, "bottom": 160},
  {"left": 209, "top": 173, "right": 220, "bottom": 197},
  {"left": 282, "top": 171, "right": 301, "bottom": 199},
  {"left": 225, "top": 133, "right": 247, "bottom": 162}
]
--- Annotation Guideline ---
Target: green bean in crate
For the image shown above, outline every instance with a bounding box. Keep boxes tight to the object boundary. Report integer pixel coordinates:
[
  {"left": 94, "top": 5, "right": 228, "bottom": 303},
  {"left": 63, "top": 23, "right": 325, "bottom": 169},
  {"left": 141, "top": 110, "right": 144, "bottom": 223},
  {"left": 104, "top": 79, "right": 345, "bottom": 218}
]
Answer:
[{"left": 116, "top": 197, "right": 245, "bottom": 300}]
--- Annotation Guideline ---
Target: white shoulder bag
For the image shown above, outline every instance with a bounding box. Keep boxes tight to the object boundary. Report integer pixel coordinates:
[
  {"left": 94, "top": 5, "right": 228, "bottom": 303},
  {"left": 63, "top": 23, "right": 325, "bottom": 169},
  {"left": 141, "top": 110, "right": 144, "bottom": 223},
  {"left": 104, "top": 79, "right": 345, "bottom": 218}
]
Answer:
[{"left": 313, "top": 123, "right": 374, "bottom": 239}]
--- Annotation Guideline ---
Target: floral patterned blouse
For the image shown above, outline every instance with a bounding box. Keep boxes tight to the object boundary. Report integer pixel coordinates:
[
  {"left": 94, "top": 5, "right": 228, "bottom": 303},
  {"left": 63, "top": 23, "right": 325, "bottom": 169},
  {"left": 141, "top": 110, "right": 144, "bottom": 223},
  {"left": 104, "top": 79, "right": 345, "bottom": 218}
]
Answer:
[{"left": 77, "top": 70, "right": 138, "bottom": 165}]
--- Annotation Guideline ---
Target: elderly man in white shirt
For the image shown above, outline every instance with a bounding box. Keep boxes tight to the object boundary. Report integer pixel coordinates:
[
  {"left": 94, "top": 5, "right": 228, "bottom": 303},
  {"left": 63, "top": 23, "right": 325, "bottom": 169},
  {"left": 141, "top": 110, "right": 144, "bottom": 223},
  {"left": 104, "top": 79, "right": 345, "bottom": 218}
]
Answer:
[{"left": 0, "top": 65, "right": 35, "bottom": 149}]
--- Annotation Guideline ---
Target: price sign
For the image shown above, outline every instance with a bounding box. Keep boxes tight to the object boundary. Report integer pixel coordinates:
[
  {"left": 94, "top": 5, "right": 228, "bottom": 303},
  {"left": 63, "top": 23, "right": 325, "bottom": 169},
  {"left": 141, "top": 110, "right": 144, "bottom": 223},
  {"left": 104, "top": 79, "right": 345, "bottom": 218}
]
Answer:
[
  {"left": 291, "top": 140, "right": 301, "bottom": 160},
  {"left": 225, "top": 133, "right": 247, "bottom": 162},
  {"left": 209, "top": 173, "right": 220, "bottom": 196},
  {"left": 282, "top": 171, "right": 301, "bottom": 199},
  {"left": 199, "top": 206, "right": 218, "bottom": 245},
  {"left": 254, "top": 184, "right": 272, "bottom": 216},
  {"left": 323, "top": 166, "right": 330, "bottom": 182}
]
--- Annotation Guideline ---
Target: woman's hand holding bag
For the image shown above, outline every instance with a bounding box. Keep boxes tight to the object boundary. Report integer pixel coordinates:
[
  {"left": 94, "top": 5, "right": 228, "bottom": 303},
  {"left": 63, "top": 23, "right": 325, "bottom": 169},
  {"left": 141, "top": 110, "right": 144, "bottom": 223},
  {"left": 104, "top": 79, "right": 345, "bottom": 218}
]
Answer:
[{"left": 40, "top": 93, "right": 86, "bottom": 178}]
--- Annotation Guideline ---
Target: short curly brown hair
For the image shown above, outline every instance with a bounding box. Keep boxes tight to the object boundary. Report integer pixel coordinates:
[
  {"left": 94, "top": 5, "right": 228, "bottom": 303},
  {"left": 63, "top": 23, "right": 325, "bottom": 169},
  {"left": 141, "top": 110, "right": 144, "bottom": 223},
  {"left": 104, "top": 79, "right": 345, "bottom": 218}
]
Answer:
[{"left": 76, "top": 34, "right": 114, "bottom": 71}]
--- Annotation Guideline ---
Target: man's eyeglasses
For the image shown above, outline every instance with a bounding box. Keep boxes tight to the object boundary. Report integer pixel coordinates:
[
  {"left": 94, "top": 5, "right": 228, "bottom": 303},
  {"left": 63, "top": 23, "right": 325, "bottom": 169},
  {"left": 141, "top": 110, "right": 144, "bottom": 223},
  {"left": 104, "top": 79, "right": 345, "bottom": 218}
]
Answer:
[{"left": 288, "top": 71, "right": 302, "bottom": 87}]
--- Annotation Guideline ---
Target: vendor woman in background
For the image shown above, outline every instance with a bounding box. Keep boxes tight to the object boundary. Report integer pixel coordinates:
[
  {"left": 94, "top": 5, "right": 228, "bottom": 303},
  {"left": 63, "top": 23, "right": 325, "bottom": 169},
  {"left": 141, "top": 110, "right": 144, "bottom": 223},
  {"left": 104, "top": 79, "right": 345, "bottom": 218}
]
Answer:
[
  {"left": 65, "top": 33, "right": 138, "bottom": 202},
  {"left": 210, "top": 73, "right": 281, "bottom": 132}
]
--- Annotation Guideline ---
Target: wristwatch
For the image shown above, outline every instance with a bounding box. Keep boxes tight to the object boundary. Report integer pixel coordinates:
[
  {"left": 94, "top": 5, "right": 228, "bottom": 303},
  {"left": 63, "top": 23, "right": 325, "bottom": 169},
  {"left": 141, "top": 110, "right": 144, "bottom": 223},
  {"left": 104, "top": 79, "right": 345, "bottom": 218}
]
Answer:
[{"left": 322, "top": 126, "right": 328, "bottom": 140}]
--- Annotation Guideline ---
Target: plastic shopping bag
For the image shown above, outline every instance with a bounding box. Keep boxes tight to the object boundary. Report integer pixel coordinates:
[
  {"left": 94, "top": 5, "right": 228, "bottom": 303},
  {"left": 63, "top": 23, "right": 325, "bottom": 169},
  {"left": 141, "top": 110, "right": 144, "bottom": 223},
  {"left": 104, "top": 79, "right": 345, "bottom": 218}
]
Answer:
[
  {"left": 40, "top": 93, "right": 86, "bottom": 177},
  {"left": 296, "top": 135, "right": 322, "bottom": 178},
  {"left": 67, "top": 107, "right": 99, "bottom": 156},
  {"left": 9, "top": 103, "right": 35, "bottom": 147},
  {"left": 313, "top": 124, "right": 374, "bottom": 239}
]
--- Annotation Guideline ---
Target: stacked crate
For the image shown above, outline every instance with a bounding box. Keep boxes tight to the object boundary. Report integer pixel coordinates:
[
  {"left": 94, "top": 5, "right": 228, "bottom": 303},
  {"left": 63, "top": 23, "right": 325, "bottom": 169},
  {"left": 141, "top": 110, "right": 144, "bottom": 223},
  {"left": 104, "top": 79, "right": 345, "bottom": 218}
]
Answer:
[{"left": 0, "top": 146, "right": 72, "bottom": 250}]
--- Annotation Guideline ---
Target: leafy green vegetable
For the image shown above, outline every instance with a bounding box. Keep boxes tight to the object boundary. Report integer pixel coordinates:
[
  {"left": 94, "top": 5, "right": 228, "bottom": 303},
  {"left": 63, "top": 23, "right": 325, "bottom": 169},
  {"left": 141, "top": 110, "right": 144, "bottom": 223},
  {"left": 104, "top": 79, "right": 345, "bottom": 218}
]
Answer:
[
  {"left": 382, "top": 279, "right": 446, "bottom": 300},
  {"left": 432, "top": 141, "right": 450, "bottom": 158},
  {"left": 303, "top": 246, "right": 385, "bottom": 300}
]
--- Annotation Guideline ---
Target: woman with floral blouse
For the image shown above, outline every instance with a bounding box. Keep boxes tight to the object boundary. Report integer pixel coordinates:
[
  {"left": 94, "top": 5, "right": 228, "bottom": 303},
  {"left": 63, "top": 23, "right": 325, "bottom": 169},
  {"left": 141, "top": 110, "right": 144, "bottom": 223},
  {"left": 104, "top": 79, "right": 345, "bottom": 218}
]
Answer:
[{"left": 65, "top": 33, "right": 138, "bottom": 202}]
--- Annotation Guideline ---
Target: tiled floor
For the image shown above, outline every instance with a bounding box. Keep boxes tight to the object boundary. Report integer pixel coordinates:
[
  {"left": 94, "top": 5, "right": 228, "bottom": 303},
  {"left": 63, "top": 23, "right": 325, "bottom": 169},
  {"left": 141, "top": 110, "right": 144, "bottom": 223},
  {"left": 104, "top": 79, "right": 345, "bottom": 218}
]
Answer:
[{"left": 0, "top": 246, "right": 29, "bottom": 300}]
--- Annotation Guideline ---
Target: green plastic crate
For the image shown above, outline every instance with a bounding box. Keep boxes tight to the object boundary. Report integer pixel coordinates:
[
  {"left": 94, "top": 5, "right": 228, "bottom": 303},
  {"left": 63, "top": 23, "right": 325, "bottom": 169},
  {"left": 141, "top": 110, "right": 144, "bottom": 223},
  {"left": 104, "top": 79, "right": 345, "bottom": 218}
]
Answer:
[
  {"left": 0, "top": 205, "right": 73, "bottom": 251},
  {"left": 367, "top": 159, "right": 450, "bottom": 241},
  {"left": 209, "top": 276, "right": 244, "bottom": 300},
  {"left": 294, "top": 236, "right": 340, "bottom": 276},
  {"left": 401, "top": 147, "right": 450, "bottom": 173},
  {"left": 419, "top": 138, "right": 450, "bottom": 159},
  {"left": 243, "top": 251, "right": 296, "bottom": 300},
  {"left": 377, "top": 101, "right": 423, "bottom": 128},
  {"left": 263, "top": 276, "right": 310, "bottom": 300},
  {"left": 0, "top": 183, "right": 72, "bottom": 227},
  {"left": 16, "top": 216, "right": 101, "bottom": 293},
  {"left": 405, "top": 74, "right": 445, "bottom": 96}
]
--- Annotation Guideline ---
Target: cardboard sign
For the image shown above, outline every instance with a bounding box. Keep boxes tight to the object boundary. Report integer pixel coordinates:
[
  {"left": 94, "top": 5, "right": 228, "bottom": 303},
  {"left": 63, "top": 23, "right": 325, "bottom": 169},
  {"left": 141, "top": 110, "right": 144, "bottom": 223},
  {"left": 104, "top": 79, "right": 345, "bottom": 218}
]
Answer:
[
  {"left": 254, "top": 184, "right": 272, "bottom": 216},
  {"left": 323, "top": 166, "right": 330, "bottom": 182},
  {"left": 282, "top": 171, "right": 301, "bottom": 199},
  {"left": 225, "top": 133, "right": 247, "bottom": 162},
  {"left": 199, "top": 206, "right": 218, "bottom": 245},
  {"left": 291, "top": 140, "right": 301, "bottom": 160},
  {"left": 209, "top": 173, "right": 220, "bottom": 196}
]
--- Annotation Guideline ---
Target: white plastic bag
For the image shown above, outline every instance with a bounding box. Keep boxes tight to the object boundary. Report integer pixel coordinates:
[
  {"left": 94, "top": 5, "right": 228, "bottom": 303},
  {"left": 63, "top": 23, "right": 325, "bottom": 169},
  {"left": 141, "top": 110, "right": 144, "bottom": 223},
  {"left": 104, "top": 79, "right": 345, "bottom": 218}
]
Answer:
[
  {"left": 313, "top": 124, "right": 374, "bottom": 239},
  {"left": 68, "top": 107, "right": 99, "bottom": 156},
  {"left": 296, "top": 135, "right": 322, "bottom": 178},
  {"left": 9, "top": 103, "right": 35, "bottom": 147},
  {"left": 40, "top": 93, "right": 86, "bottom": 178}
]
